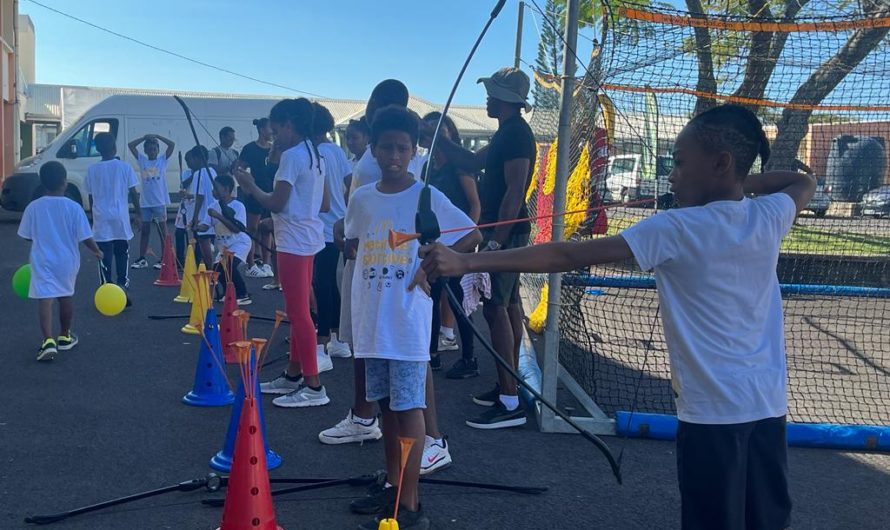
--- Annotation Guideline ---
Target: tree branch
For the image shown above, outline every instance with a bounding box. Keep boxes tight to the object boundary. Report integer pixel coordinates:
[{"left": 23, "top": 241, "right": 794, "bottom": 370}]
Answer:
[{"left": 686, "top": 0, "right": 718, "bottom": 115}]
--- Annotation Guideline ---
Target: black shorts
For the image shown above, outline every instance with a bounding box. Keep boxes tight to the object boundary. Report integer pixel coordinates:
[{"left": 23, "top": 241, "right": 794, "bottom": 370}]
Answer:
[
  {"left": 243, "top": 194, "right": 268, "bottom": 217},
  {"left": 483, "top": 231, "right": 529, "bottom": 306},
  {"left": 677, "top": 416, "right": 791, "bottom": 530}
]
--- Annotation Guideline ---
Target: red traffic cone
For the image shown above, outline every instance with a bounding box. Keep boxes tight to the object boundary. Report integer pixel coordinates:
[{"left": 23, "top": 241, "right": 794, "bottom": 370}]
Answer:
[
  {"left": 217, "top": 396, "right": 284, "bottom": 530},
  {"left": 220, "top": 283, "right": 243, "bottom": 364},
  {"left": 154, "top": 233, "right": 181, "bottom": 287}
]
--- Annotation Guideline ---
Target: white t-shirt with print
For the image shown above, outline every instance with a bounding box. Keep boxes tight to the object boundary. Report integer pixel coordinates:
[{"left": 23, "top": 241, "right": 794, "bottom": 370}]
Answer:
[
  {"left": 318, "top": 142, "right": 350, "bottom": 243},
  {"left": 349, "top": 146, "right": 427, "bottom": 198},
  {"left": 345, "top": 181, "right": 473, "bottom": 362},
  {"left": 84, "top": 159, "right": 139, "bottom": 242},
  {"left": 17, "top": 196, "right": 93, "bottom": 298},
  {"left": 181, "top": 167, "right": 216, "bottom": 236},
  {"left": 210, "top": 199, "right": 252, "bottom": 263},
  {"left": 620, "top": 193, "right": 798, "bottom": 425},
  {"left": 136, "top": 153, "right": 170, "bottom": 208},
  {"left": 272, "top": 141, "right": 325, "bottom": 256}
]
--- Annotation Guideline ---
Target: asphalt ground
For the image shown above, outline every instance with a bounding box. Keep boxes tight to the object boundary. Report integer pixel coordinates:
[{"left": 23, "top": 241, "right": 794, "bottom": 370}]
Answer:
[{"left": 1, "top": 215, "right": 889, "bottom": 530}]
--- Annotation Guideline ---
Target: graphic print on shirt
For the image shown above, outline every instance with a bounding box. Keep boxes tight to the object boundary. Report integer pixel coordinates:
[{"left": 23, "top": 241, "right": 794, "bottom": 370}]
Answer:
[{"left": 360, "top": 218, "right": 414, "bottom": 293}]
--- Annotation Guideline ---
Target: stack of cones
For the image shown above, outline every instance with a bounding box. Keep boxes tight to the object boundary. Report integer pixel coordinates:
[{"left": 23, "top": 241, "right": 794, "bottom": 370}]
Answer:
[
  {"left": 218, "top": 253, "right": 242, "bottom": 364},
  {"left": 182, "top": 265, "right": 212, "bottom": 335},
  {"left": 216, "top": 340, "right": 284, "bottom": 530},
  {"left": 174, "top": 244, "right": 198, "bottom": 303},
  {"left": 182, "top": 306, "right": 235, "bottom": 407},
  {"left": 154, "top": 232, "right": 181, "bottom": 287}
]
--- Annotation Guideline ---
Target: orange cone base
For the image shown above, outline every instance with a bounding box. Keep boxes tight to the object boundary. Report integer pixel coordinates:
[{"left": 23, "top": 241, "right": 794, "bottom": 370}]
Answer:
[
  {"left": 181, "top": 323, "right": 200, "bottom": 335},
  {"left": 154, "top": 278, "right": 181, "bottom": 287}
]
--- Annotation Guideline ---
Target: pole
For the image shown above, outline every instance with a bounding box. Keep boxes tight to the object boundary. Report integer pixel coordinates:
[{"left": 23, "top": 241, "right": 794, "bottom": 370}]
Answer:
[
  {"left": 541, "top": 0, "right": 578, "bottom": 425},
  {"left": 514, "top": 1, "right": 525, "bottom": 69}
]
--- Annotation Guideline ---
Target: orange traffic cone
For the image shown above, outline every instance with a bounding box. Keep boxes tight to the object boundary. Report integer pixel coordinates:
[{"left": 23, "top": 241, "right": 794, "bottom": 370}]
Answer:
[
  {"left": 220, "top": 282, "right": 242, "bottom": 364},
  {"left": 217, "top": 341, "right": 283, "bottom": 530},
  {"left": 154, "top": 233, "right": 181, "bottom": 287},
  {"left": 174, "top": 244, "right": 197, "bottom": 303}
]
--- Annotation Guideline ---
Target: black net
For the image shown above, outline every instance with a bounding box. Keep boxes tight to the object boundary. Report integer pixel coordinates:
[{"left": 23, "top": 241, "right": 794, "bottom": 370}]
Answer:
[{"left": 521, "top": 0, "right": 890, "bottom": 427}]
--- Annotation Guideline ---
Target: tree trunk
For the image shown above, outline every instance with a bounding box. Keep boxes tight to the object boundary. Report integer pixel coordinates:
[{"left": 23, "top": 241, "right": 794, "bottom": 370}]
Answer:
[
  {"left": 732, "top": 0, "right": 810, "bottom": 110},
  {"left": 686, "top": 0, "right": 717, "bottom": 115},
  {"left": 769, "top": 1, "right": 890, "bottom": 170}
]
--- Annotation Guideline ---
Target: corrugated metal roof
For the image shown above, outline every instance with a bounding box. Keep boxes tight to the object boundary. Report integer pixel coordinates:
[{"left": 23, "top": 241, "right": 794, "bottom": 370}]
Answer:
[{"left": 24, "top": 84, "right": 62, "bottom": 121}]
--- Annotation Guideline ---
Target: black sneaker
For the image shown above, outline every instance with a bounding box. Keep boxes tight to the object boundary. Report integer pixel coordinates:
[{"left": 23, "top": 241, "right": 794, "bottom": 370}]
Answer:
[
  {"left": 472, "top": 383, "right": 500, "bottom": 407},
  {"left": 37, "top": 338, "right": 57, "bottom": 362},
  {"left": 350, "top": 481, "right": 396, "bottom": 515},
  {"left": 358, "top": 504, "right": 430, "bottom": 530},
  {"left": 429, "top": 354, "right": 442, "bottom": 371},
  {"left": 125, "top": 294, "right": 133, "bottom": 308},
  {"left": 466, "top": 402, "right": 527, "bottom": 430},
  {"left": 446, "top": 358, "right": 479, "bottom": 379}
]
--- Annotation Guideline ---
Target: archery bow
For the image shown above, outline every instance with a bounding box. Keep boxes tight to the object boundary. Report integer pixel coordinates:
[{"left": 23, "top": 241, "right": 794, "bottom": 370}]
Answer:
[
  {"left": 417, "top": 0, "right": 622, "bottom": 484},
  {"left": 173, "top": 96, "right": 210, "bottom": 245}
]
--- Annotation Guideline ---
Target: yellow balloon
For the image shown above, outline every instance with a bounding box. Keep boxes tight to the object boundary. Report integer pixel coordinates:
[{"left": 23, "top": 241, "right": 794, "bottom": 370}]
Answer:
[{"left": 94, "top": 283, "right": 127, "bottom": 317}]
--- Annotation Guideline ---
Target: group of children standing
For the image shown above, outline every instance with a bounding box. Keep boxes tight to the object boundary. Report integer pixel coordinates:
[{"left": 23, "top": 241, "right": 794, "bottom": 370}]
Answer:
[{"left": 16, "top": 66, "right": 812, "bottom": 529}]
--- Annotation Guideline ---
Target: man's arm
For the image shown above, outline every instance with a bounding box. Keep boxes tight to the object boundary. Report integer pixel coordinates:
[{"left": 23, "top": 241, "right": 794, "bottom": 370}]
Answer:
[
  {"left": 208, "top": 208, "right": 241, "bottom": 233},
  {"left": 459, "top": 173, "right": 481, "bottom": 223},
  {"left": 420, "top": 236, "right": 633, "bottom": 280},
  {"left": 82, "top": 237, "right": 103, "bottom": 259},
  {"left": 743, "top": 170, "right": 817, "bottom": 214},
  {"left": 158, "top": 135, "right": 176, "bottom": 159},
  {"left": 449, "top": 229, "right": 482, "bottom": 254},
  {"left": 489, "top": 158, "right": 529, "bottom": 245}
]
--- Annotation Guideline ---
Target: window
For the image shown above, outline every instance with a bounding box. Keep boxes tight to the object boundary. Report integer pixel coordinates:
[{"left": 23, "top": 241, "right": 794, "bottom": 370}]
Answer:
[
  {"left": 610, "top": 158, "right": 636, "bottom": 174},
  {"left": 58, "top": 119, "right": 118, "bottom": 159}
]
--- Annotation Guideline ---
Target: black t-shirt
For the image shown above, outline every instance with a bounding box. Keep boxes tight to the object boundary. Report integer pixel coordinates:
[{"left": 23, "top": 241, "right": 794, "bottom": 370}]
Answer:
[
  {"left": 239, "top": 141, "right": 274, "bottom": 192},
  {"left": 480, "top": 114, "right": 536, "bottom": 235},
  {"left": 427, "top": 161, "right": 475, "bottom": 216}
]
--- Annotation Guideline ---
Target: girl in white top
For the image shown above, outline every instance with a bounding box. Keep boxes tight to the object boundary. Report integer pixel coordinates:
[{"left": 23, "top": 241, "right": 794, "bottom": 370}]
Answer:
[{"left": 234, "top": 98, "right": 331, "bottom": 408}]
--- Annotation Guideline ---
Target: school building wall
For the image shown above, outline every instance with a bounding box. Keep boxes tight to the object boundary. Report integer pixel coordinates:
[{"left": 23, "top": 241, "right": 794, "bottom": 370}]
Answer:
[{"left": 0, "top": 0, "right": 18, "bottom": 181}]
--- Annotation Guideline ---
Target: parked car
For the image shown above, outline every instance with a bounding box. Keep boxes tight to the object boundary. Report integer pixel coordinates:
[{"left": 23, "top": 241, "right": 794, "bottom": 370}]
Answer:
[
  {"left": 804, "top": 178, "right": 832, "bottom": 218},
  {"left": 860, "top": 185, "right": 890, "bottom": 217},
  {"left": 1, "top": 94, "right": 279, "bottom": 212},
  {"left": 605, "top": 154, "right": 674, "bottom": 208}
]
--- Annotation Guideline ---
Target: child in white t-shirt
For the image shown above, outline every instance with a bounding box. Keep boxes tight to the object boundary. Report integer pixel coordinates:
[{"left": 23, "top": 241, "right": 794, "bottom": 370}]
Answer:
[
  {"left": 84, "top": 132, "right": 139, "bottom": 298},
  {"left": 346, "top": 106, "right": 480, "bottom": 529},
  {"left": 181, "top": 145, "right": 217, "bottom": 271},
  {"left": 419, "top": 104, "right": 817, "bottom": 530},
  {"left": 128, "top": 133, "right": 175, "bottom": 270},
  {"left": 234, "top": 98, "right": 331, "bottom": 408},
  {"left": 207, "top": 174, "right": 252, "bottom": 305},
  {"left": 18, "top": 162, "right": 102, "bottom": 361}
]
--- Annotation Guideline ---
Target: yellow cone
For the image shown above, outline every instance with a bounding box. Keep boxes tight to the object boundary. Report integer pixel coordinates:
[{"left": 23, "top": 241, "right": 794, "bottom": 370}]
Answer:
[
  {"left": 174, "top": 244, "right": 197, "bottom": 303},
  {"left": 377, "top": 519, "right": 399, "bottom": 530},
  {"left": 182, "top": 263, "right": 209, "bottom": 335}
]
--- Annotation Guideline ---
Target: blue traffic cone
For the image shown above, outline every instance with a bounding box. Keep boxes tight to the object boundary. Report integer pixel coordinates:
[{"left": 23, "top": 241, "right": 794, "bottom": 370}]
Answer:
[
  {"left": 182, "top": 309, "right": 235, "bottom": 407},
  {"left": 210, "top": 352, "right": 282, "bottom": 471}
]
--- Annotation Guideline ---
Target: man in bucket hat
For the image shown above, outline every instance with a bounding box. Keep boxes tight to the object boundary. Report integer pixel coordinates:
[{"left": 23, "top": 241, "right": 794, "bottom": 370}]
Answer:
[{"left": 422, "top": 67, "right": 537, "bottom": 429}]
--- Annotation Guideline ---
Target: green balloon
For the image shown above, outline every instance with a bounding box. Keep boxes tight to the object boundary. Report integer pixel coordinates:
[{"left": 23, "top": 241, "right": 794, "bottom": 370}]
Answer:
[{"left": 12, "top": 264, "right": 31, "bottom": 299}]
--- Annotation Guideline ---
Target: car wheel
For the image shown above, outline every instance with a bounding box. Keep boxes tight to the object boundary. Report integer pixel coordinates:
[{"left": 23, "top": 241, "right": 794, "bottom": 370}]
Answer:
[{"left": 814, "top": 210, "right": 826, "bottom": 218}]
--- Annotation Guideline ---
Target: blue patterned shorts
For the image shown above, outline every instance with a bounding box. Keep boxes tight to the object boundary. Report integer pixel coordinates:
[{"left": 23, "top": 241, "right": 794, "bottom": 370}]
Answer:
[{"left": 364, "top": 358, "right": 428, "bottom": 412}]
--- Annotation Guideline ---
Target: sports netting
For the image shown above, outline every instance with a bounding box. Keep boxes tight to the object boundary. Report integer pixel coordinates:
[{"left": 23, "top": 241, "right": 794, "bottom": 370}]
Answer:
[{"left": 521, "top": 0, "right": 890, "bottom": 430}]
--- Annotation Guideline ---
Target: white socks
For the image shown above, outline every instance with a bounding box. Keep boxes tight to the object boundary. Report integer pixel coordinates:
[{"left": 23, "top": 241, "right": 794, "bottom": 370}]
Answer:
[
  {"left": 500, "top": 394, "right": 520, "bottom": 411},
  {"left": 440, "top": 326, "right": 455, "bottom": 340}
]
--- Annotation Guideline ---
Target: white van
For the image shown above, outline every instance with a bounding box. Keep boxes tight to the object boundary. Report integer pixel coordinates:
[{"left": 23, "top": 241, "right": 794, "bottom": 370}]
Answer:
[{"left": 1, "top": 94, "right": 281, "bottom": 211}]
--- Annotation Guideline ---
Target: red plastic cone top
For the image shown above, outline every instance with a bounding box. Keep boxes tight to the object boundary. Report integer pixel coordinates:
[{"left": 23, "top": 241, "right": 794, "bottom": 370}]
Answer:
[
  {"left": 220, "top": 283, "right": 242, "bottom": 364},
  {"left": 154, "top": 232, "right": 182, "bottom": 287},
  {"left": 592, "top": 207, "right": 609, "bottom": 235},
  {"left": 217, "top": 397, "right": 283, "bottom": 530}
]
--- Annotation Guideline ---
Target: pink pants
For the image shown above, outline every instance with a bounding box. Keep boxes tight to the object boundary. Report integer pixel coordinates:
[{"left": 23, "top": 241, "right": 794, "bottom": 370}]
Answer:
[{"left": 278, "top": 252, "right": 318, "bottom": 377}]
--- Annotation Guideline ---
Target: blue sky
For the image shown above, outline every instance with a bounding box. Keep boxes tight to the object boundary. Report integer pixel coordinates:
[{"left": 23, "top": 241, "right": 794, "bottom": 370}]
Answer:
[{"left": 20, "top": 0, "right": 595, "bottom": 105}]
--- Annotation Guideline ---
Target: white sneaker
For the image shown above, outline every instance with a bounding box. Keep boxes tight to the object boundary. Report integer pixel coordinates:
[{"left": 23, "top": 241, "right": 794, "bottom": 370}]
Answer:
[
  {"left": 130, "top": 258, "right": 149, "bottom": 269},
  {"left": 152, "top": 262, "right": 162, "bottom": 270},
  {"left": 317, "top": 345, "right": 334, "bottom": 372},
  {"left": 420, "top": 436, "right": 452, "bottom": 475},
  {"left": 262, "top": 264, "right": 274, "bottom": 277},
  {"left": 273, "top": 385, "right": 330, "bottom": 408},
  {"left": 327, "top": 339, "right": 352, "bottom": 358},
  {"left": 260, "top": 372, "right": 304, "bottom": 395},
  {"left": 262, "top": 282, "right": 281, "bottom": 291},
  {"left": 318, "top": 410, "right": 382, "bottom": 445},
  {"left": 438, "top": 334, "right": 459, "bottom": 352},
  {"left": 245, "top": 264, "right": 265, "bottom": 278},
  {"left": 236, "top": 295, "right": 253, "bottom": 306}
]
